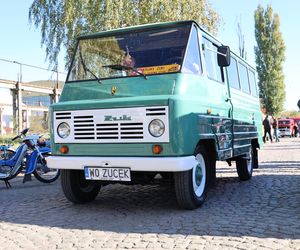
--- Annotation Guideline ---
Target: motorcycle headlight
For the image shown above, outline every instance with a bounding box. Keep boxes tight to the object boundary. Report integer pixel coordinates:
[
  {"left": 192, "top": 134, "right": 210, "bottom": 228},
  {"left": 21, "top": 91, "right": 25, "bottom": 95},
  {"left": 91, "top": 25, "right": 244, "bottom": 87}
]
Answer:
[
  {"left": 148, "top": 119, "right": 165, "bottom": 137},
  {"left": 57, "top": 122, "right": 70, "bottom": 139}
]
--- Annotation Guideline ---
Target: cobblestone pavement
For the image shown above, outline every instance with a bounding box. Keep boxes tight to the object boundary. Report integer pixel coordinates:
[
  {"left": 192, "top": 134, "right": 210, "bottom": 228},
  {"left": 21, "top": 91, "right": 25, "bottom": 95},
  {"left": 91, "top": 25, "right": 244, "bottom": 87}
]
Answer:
[{"left": 0, "top": 138, "right": 299, "bottom": 250}]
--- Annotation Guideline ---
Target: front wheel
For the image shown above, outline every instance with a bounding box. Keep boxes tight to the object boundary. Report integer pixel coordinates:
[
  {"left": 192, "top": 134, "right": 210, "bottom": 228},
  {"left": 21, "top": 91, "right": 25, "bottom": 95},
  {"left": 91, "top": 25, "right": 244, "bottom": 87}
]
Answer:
[
  {"left": 33, "top": 154, "right": 60, "bottom": 183},
  {"left": 174, "top": 146, "right": 210, "bottom": 209},
  {"left": 61, "top": 169, "right": 101, "bottom": 204}
]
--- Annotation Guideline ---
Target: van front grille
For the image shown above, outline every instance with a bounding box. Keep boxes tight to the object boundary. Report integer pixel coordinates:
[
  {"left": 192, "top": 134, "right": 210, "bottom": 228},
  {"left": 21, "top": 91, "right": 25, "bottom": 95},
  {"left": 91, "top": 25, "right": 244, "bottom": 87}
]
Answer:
[{"left": 53, "top": 106, "right": 169, "bottom": 143}]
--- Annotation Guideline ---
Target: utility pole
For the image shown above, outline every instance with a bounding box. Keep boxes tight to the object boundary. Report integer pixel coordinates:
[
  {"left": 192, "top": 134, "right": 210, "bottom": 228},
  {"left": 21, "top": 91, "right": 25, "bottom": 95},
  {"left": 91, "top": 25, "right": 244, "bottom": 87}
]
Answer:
[
  {"left": 0, "top": 107, "right": 3, "bottom": 135},
  {"left": 16, "top": 63, "right": 23, "bottom": 134}
]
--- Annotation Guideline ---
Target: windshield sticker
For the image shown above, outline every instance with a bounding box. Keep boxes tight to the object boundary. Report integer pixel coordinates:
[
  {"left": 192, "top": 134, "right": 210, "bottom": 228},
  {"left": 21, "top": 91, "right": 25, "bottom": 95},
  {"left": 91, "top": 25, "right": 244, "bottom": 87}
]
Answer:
[{"left": 138, "top": 64, "right": 180, "bottom": 75}]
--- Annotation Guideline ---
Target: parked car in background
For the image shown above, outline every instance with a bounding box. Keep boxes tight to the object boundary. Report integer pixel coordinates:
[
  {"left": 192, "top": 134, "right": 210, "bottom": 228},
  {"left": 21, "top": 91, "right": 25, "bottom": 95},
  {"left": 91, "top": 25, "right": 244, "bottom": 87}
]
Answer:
[{"left": 278, "top": 118, "right": 295, "bottom": 137}]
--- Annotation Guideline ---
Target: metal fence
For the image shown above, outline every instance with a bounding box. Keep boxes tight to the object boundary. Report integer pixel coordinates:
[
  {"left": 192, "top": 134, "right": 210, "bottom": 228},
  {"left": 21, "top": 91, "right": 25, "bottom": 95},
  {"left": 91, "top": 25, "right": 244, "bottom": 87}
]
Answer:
[{"left": 0, "top": 58, "right": 66, "bottom": 135}]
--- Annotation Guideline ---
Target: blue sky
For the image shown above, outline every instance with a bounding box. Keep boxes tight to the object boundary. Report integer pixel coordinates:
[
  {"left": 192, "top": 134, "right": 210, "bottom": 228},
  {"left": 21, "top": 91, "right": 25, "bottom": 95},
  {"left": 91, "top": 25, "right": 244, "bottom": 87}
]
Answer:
[
  {"left": 0, "top": 0, "right": 299, "bottom": 110},
  {"left": 0, "top": 0, "right": 66, "bottom": 82},
  {"left": 210, "top": 0, "right": 300, "bottom": 110}
]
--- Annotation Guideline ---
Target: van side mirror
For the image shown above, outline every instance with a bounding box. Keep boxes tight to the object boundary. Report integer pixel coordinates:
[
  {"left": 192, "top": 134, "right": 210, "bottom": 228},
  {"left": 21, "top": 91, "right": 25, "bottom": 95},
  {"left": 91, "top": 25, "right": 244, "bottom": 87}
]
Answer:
[
  {"left": 217, "top": 46, "right": 231, "bottom": 67},
  {"left": 297, "top": 99, "right": 300, "bottom": 110}
]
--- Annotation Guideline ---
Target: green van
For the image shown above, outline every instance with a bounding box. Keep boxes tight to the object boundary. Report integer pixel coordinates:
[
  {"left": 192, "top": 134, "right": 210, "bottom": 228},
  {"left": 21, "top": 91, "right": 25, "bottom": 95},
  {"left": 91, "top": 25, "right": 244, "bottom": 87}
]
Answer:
[{"left": 48, "top": 20, "right": 263, "bottom": 209}]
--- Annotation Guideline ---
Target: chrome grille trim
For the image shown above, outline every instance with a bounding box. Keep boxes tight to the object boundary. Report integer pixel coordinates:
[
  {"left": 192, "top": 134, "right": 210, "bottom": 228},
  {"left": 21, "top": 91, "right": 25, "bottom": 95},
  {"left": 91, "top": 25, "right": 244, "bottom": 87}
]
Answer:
[
  {"left": 55, "top": 112, "right": 71, "bottom": 120},
  {"left": 146, "top": 107, "right": 166, "bottom": 116}
]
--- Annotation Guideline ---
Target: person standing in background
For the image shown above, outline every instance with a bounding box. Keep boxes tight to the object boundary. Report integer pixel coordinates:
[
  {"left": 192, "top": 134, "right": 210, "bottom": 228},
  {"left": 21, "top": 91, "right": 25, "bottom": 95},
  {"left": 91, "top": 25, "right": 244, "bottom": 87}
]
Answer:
[
  {"left": 272, "top": 116, "right": 279, "bottom": 142},
  {"left": 263, "top": 115, "right": 272, "bottom": 143}
]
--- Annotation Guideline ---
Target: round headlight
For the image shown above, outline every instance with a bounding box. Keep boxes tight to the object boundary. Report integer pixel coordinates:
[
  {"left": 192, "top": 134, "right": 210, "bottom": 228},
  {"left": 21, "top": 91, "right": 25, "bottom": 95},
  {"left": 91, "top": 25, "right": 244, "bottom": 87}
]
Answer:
[
  {"left": 57, "top": 122, "right": 70, "bottom": 139},
  {"left": 148, "top": 119, "right": 165, "bottom": 137}
]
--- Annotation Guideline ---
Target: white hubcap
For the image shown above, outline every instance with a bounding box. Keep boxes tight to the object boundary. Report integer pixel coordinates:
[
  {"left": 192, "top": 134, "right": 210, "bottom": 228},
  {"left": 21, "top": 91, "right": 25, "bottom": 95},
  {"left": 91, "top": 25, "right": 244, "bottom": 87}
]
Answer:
[
  {"left": 247, "top": 149, "right": 253, "bottom": 173},
  {"left": 192, "top": 153, "right": 206, "bottom": 197}
]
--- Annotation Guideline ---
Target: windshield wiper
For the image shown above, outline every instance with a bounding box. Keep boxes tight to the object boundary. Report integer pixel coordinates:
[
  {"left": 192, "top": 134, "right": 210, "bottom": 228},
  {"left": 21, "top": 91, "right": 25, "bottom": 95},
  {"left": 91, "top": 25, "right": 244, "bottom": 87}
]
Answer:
[
  {"left": 102, "top": 64, "right": 147, "bottom": 80},
  {"left": 79, "top": 51, "right": 102, "bottom": 84}
]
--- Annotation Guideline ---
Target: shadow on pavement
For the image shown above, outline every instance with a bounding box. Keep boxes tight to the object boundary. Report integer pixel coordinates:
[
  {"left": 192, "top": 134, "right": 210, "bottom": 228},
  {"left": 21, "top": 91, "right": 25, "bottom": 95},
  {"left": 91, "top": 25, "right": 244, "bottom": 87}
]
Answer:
[{"left": 0, "top": 170, "right": 299, "bottom": 240}]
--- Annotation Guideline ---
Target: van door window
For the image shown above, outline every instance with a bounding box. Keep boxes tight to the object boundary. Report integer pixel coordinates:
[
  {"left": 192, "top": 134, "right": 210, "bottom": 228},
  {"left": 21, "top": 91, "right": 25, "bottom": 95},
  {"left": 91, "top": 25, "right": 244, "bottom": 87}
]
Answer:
[
  {"left": 227, "top": 57, "right": 240, "bottom": 89},
  {"left": 182, "top": 26, "right": 202, "bottom": 75},
  {"left": 202, "top": 38, "right": 223, "bottom": 82},
  {"left": 248, "top": 69, "right": 258, "bottom": 97},
  {"left": 238, "top": 62, "right": 250, "bottom": 94}
]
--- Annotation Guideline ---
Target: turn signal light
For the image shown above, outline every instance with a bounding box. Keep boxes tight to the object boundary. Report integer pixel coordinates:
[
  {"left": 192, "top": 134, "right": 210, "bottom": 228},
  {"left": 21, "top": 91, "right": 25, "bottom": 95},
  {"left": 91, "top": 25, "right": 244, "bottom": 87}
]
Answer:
[
  {"left": 152, "top": 145, "right": 163, "bottom": 154},
  {"left": 60, "top": 145, "right": 69, "bottom": 154}
]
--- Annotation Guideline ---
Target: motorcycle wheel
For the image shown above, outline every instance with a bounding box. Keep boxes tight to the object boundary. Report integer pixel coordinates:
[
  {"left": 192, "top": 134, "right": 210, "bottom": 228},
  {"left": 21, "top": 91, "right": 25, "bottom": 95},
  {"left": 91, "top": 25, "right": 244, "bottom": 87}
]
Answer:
[
  {"left": 0, "top": 149, "right": 21, "bottom": 181},
  {"left": 0, "top": 149, "right": 15, "bottom": 160},
  {"left": 2, "top": 168, "right": 23, "bottom": 181},
  {"left": 33, "top": 153, "right": 60, "bottom": 183}
]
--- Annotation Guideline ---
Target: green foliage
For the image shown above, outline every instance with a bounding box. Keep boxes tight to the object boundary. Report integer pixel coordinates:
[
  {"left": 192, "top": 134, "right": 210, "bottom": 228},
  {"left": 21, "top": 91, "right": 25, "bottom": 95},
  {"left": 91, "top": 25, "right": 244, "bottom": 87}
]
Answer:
[
  {"left": 254, "top": 5, "right": 286, "bottom": 116},
  {"left": 0, "top": 135, "right": 19, "bottom": 148},
  {"left": 29, "top": 115, "right": 49, "bottom": 135},
  {"left": 280, "top": 110, "right": 300, "bottom": 119},
  {"left": 28, "top": 0, "right": 220, "bottom": 70},
  {"left": 0, "top": 135, "right": 13, "bottom": 145}
]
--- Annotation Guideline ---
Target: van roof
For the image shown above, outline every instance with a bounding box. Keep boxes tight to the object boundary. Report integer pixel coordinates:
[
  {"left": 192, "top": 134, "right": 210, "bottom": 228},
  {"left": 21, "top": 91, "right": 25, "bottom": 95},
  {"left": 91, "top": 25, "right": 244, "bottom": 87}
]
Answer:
[{"left": 78, "top": 20, "right": 197, "bottom": 39}]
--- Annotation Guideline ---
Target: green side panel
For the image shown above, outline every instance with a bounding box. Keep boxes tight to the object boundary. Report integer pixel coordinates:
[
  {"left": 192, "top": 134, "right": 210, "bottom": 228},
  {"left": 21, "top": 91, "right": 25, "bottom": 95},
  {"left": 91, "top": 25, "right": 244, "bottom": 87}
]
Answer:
[
  {"left": 229, "top": 88, "right": 263, "bottom": 151},
  {"left": 167, "top": 73, "right": 232, "bottom": 156}
]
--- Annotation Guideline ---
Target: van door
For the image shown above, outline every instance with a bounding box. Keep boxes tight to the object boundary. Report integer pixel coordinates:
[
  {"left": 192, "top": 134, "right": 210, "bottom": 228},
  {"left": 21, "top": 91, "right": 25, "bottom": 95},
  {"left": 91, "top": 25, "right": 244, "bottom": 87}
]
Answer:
[
  {"left": 201, "top": 35, "right": 233, "bottom": 159},
  {"left": 226, "top": 56, "right": 261, "bottom": 156}
]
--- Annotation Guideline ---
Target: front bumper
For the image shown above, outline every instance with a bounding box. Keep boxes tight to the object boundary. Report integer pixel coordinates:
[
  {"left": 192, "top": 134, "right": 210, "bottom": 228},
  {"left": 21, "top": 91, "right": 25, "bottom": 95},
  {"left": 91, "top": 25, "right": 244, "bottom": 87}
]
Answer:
[{"left": 47, "top": 155, "right": 196, "bottom": 172}]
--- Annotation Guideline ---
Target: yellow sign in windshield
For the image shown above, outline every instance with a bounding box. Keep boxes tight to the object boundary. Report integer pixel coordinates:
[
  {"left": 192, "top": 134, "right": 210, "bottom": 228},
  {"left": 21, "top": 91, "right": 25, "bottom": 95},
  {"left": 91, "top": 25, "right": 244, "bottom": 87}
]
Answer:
[{"left": 138, "top": 64, "right": 180, "bottom": 75}]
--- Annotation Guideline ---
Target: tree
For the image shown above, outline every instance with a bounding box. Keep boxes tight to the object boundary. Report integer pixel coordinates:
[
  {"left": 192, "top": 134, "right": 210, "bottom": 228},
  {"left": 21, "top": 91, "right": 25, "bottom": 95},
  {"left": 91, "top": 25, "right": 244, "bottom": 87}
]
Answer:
[
  {"left": 280, "top": 110, "right": 300, "bottom": 119},
  {"left": 29, "top": 0, "right": 220, "bottom": 70},
  {"left": 236, "top": 17, "right": 247, "bottom": 60},
  {"left": 254, "top": 5, "right": 285, "bottom": 116}
]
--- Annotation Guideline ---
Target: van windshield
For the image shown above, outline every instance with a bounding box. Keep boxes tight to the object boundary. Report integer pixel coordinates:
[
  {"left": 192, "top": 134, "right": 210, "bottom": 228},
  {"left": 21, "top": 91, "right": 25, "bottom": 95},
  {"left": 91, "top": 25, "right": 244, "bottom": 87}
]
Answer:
[{"left": 67, "top": 24, "right": 191, "bottom": 82}]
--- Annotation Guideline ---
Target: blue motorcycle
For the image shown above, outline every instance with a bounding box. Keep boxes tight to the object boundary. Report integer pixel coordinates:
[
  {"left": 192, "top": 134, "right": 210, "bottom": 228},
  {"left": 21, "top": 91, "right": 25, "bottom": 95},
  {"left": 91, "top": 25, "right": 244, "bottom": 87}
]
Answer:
[{"left": 0, "top": 128, "right": 60, "bottom": 188}]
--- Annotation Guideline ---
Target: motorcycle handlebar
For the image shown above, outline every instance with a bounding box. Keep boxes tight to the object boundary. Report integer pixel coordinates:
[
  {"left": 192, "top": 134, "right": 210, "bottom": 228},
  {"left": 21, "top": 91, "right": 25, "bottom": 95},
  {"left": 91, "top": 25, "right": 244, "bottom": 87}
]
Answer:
[
  {"left": 11, "top": 135, "right": 20, "bottom": 141},
  {"left": 11, "top": 128, "right": 29, "bottom": 141}
]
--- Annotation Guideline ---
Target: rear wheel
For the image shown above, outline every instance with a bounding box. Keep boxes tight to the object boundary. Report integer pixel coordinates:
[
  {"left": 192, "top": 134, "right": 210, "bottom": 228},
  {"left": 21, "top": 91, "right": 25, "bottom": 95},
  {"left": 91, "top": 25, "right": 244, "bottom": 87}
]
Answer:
[
  {"left": 236, "top": 147, "right": 254, "bottom": 181},
  {"left": 174, "top": 146, "right": 211, "bottom": 209},
  {"left": 0, "top": 149, "right": 15, "bottom": 160},
  {"left": 0, "top": 149, "right": 19, "bottom": 181},
  {"left": 61, "top": 169, "right": 101, "bottom": 204},
  {"left": 252, "top": 146, "right": 258, "bottom": 169}
]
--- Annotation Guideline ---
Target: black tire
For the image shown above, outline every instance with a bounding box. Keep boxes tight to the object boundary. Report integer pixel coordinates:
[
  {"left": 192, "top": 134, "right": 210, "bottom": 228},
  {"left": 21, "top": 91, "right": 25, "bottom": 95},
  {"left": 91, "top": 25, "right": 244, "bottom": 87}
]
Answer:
[
  {"left": 174, "top": 146, "right": 213, "bottom": 209},
  {"left": 0, "top": 149, "right": 20, "bottom": 181},
  {"left": 3, "top": 168, "right": 23, "bottom": 181},
  {"left": 61, "top": 169, "right": 101, "bottom": 204},
  {"left": 236, "top": 147, "right": 254, "bottom": 181},
  {"left": 0, "top": 149, "right": 15, "bottom": 160},
  {"left": 33, "top": 154, "right": 60, "bottom": 183},
  {"left": 252, "top": 146, "right": 259, "bottom": 169}
]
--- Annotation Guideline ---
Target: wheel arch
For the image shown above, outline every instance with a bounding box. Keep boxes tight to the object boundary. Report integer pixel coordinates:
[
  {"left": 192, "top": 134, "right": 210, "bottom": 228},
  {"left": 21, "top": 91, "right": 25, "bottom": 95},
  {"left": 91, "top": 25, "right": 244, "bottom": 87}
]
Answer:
[{"left": 194, "top": 139, "right": 217, "bottom": 160}]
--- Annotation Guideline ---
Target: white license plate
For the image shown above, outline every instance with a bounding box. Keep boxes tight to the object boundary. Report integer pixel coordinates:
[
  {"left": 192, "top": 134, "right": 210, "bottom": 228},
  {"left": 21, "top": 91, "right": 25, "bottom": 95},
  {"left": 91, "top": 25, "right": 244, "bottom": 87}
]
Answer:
[{"left": 84, "top": 167, "right": 131, "bottom": 181}]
